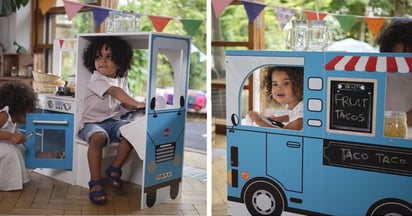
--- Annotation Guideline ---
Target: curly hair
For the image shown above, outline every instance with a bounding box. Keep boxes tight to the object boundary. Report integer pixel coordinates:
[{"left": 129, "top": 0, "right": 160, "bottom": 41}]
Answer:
[
  {"left": 0, "top": 81, "right": 37, "bottom": 117},
  {"left": 376, "top": 18, "right": 412, "bottom": 52},
  {"left": 263, "top": 66, "right": 304, "bottom": 101},
  {"left": 83, "top": 36, "right": 133, "bottom": 77}
]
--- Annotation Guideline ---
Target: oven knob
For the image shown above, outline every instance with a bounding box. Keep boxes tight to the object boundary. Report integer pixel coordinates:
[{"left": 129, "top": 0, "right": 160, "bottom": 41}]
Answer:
[
  {"left": 63, "top": 103, "right": 71, "bottom": 111},
  {"left": 47, "top": 100, "right": 54, "bottom": 108}
]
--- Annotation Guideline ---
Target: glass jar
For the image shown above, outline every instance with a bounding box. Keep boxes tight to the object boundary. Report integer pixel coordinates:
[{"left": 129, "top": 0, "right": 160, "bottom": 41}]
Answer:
[
  {"left": 308, "top": 20, "right": 331, "bottom": 51},
  {"left": 286, "top": 20, "right": 308, "bottom": 51},
  {"left": 105, "top": 11, "right": 115, "bottom": 32},
  {"left": 384, "top": 111, "right": 407, "bottom": 138},
  {"left": 121, "top": 10, "right": 135, "bottom": 32},
  {"left": 111, "top": 11, "right": 122, "bottom": 32}
]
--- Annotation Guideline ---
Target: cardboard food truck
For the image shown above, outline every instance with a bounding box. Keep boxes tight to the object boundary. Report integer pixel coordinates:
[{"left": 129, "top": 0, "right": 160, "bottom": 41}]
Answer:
[
  {"left": 225, "top": 50, "right": 412, "bottom": 215},
  {"left": 26, "top": 32, "right": 191, "bottom": 210}
]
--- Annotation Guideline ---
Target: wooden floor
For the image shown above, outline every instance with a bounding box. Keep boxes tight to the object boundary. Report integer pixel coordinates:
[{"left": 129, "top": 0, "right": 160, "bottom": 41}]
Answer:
[
  {"left": 0, "top": 151, "right": 206, "bottom": 215},
  {"left": 212, "top": 134, "right": 227, "bottom": 216}
]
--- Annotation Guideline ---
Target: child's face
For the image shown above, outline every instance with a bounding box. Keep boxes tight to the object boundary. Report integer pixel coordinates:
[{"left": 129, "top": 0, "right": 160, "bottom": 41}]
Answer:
[
  {"left": 271, "top": 70, "right": 299, "bottom": 107},
  {"left": 94, "top": 44, "right": 118, "bottom": 78}
]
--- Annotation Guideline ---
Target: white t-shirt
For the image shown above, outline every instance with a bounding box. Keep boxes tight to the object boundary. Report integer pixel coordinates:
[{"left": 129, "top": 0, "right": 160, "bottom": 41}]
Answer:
[
  {"left": 79, "top": 71, "right": 129, "bottom": 129},
  {"left": 287, "top": 100, "right": 303, "bottom": 123}
]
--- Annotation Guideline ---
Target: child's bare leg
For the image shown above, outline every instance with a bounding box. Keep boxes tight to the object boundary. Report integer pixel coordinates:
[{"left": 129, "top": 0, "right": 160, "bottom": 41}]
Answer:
[
  {"left": 107, "top": 138, "right": 132, "bottom": 186},
  {"left": 88, "top": 132, "right": 106, "bottom": 200}
]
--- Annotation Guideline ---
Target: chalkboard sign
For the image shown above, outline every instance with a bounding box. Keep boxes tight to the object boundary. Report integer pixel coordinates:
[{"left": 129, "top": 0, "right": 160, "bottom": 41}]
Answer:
[
  {"left": 323, "top": 139, "right": 412, "bottom": 177},
  {"left": 328, "top": 78, "right": 376, "bottom": 134}
]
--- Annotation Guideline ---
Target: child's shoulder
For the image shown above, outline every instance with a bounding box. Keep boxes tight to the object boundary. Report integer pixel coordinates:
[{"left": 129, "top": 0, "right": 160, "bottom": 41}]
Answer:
[{"left": 0, "top": 110, "right": 9, "bottom": 127}]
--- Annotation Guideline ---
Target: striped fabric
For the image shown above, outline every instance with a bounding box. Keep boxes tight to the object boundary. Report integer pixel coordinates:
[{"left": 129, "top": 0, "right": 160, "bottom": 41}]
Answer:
[{"left": 325, "top": 56, "right": 412, "bottom": 73}]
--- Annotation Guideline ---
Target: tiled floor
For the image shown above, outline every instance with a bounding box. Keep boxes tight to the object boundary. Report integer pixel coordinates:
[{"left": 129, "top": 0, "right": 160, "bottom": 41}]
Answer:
[{"left": 0, "top": 150, "right": 206, "bottom": 215}]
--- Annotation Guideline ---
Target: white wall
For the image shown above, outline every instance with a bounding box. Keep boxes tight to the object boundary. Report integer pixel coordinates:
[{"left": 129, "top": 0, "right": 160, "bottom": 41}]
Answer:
[{"left": 0, "top": 1, "right": 32, "bottom": 53}]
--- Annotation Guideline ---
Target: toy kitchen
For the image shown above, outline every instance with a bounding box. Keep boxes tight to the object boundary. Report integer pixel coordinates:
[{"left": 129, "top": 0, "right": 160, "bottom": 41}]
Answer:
[
  {"left": 25, "top": 38, "right": 76, "bottom": 169},
  {"left": 24, "top": 33, "right": 191, "bottom": 210}
]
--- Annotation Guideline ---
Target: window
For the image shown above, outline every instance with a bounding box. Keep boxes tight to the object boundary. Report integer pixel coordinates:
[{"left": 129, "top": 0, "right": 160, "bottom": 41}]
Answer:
[{"left": 32, "top": 0, "right": 103, "bottom": 75}]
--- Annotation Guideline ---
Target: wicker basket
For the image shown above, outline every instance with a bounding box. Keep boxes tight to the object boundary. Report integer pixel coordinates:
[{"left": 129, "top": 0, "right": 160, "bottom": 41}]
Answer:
[{"left": 32, "top": 71, "right": 62, "bottom": 83}]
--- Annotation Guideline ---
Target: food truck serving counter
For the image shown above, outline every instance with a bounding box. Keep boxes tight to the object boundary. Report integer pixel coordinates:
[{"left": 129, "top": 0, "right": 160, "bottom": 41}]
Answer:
[{"left": 225, "top": 50, "right": 412, "bottom": 216}]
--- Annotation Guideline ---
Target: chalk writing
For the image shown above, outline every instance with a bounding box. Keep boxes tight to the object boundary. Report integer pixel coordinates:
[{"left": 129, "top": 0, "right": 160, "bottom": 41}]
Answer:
[
  {"left": 324, "top": 140, "right": 412, "bottom": 177},
  {"left": 329, "top": 79, "right": 375, "bottom": 133}
]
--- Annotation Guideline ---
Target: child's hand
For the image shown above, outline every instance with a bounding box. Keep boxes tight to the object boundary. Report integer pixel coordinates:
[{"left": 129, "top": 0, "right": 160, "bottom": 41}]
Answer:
[
  {"left": 135, "top": 102, "right": 146, "bottom": 109},
  {"left": 248, "top": 111, "right": 262, "bottom": 123},
  {"left": 10, "top": 132, "right": 26, "bottom": 145}
]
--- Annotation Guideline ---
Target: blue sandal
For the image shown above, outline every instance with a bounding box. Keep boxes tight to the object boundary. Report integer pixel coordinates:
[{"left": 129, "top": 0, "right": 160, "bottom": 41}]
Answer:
[
  {"left": 88, "top": 180, "right": 107, "bottom": 205},
  {"left": 105, "top": 166, "right": 123, "bottom": 190}
]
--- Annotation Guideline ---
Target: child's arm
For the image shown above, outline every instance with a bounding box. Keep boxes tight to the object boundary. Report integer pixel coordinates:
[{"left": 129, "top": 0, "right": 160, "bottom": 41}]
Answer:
[
  {"left": 268, "top": 114, "right": 289, "bottom": 123},
  {"left": 106, "top": 86, "right": 145, "bottom": 110},
  {"left": 248, "top": 111, "right": 277, "bottom": 127},
  {"left": 284, "top": 117, "right": 303, "bottom": 130},
  {"left": 0, "top": 112, "right": 26, "bottom": 144},
  {"left": 0, "top": 130, "right": 26, "bottom": 144}
]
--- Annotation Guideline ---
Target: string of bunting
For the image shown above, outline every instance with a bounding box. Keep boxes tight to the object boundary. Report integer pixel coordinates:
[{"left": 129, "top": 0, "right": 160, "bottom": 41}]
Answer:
[
  {"left": 212, "top": 0, "right": 399, "bottom": 37},
  {"left": 39, "top": 0, "right": 203, "bottom": 36}
]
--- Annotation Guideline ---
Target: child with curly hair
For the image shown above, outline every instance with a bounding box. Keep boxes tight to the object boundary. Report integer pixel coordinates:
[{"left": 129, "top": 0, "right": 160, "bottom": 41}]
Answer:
[
  {"left": 79, "top": 36, "right": 145, "bottom": 205},
  {"left": 0, "top": 81, "right": 37, "bottom": 191},
  {"left": 248, "top": 66, "right": 304, "bottom": 130}
]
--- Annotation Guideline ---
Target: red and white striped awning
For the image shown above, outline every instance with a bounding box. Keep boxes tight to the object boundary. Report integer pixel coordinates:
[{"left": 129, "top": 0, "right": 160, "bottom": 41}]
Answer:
[{"left": 325, "top": 56, "right": 412, "bottom": 73}]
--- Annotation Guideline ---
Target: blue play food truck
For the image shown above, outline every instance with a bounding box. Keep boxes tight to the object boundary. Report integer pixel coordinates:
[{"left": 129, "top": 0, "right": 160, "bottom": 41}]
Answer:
[{"left": 225, "top": 51, "right": 412, "bottom": 215}]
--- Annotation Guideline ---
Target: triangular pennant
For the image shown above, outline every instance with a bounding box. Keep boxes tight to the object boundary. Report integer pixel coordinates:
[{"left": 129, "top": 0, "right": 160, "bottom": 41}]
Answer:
[
  {"left": 59, "top": 39, "right": 64, "bottom": 48},
  {"left": 303, "top": 10, "right": 328, "bottom": 21},
  {"left": 63, "top": 0, "right": 85, "bottom": 20},
  {"left": 273, "top": 6, "right": 296, "bottom": 29},
  {"left": 211, "top": 0, "right": 234, "bottom": 17},
  {"left": 180, "top": 19, "right": 203, "bottom": 36},
  {"left": 365, "top": 17, "right": 387, "bottom": 37},
  {"left": 242, "top": 1, "right": 266, "bottom": 24},
  {"left": 149, "top": 15, "right": 172, "bottom": 32},
  {"left": 90, "top": 6, "right": 112, "bottom": 27},
  {"left": 40, "top": 0, "right": 57, "bottom": 15},
  {"left": 69, "top": 41, "right": 76, "bottom": 49},
  {"left": 335, "top": 15, "right": 358, "bottom": 33}
]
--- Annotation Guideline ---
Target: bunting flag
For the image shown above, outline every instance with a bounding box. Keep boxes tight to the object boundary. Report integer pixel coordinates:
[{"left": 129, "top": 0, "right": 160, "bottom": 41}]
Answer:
[
  {"left": 335, "top": 15, "right": 359, "bottom": 34},
  {"left": 212, "top": 0, "right": 234, "bottom": 17},
  {"left": 242, "top": 1, "right": 266, "bottom": 24},
  {"left": 273, "top": 6, "right": 296, "bottom": 29},
  {"left": 40, "top": 0, "right": 57, "bottom": 15},
  {"left": 59, "top": 39, "right": 64, "bottom": 48},
  {"left": 303, "top": 10, "right": 328, "bottom": 21},
  {"left": 90, "top": 6, "right": 112, "bottom": 27},
  {"left": 365, "top": 17, "right": 387, "bottom": 37},
  {"left": 180, "top": 19, "right": 203, "bottom": 36},
  {"left": 63, "top": 0, "right": 85, "bottom": 20},
  {"left": 149, "top": 16, "right": 173, "bottom": 32},
  {"left": 55, "top": 0, "right": 203, "bottom": 36}
]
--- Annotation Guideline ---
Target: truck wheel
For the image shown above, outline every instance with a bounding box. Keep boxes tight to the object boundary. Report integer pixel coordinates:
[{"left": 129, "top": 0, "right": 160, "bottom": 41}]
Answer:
[
  {"left": 170, "top": 182, "right": 179, "bottom": 199},
  {"left": 244, "top": 180, "right": 284, "bottom": 215},
  {"left": 367, "top": 199, "right": 412, "bottom": 216},
  {"left": 146, "top": 190, "right": 156, "bottom": 208}
]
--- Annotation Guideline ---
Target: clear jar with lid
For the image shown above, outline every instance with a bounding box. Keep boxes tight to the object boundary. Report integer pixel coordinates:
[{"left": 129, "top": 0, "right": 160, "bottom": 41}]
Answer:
[
  {"left": 286, "top": 20, "right": 309, "bottom": 51},
  {"left": 308, "top": 20, "right": 331, "bottom": 51},
  {"left": 384, "top": 111, "right": 407, "bottom": 138}
]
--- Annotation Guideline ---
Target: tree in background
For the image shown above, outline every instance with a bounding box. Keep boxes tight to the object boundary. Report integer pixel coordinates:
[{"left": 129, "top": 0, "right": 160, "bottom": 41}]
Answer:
[{"left": 119, "top": 0, "right": 206, "bottom": 96}]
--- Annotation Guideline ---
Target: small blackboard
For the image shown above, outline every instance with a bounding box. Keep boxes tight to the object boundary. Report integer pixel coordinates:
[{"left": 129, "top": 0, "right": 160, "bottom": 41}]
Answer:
[
  {"left": 323, "top": 139, "right": 412, "bottom": 176},
  {"left": 328, "top": 78, "right": 376, "bottom": 134}
]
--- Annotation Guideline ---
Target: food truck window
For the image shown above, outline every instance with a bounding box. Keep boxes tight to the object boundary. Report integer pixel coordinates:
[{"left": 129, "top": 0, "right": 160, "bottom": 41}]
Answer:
[
  {"left": 241, "top": 66, "right": 304, "bottom": 130},
  {"left": 384, "top": 74, "right": 412, "bottom": 139}
]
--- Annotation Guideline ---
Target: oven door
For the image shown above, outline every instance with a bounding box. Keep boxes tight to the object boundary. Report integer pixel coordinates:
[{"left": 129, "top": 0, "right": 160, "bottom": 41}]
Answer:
[{"left": 25, "top": 113, "right": 74, "bottom": 169}]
